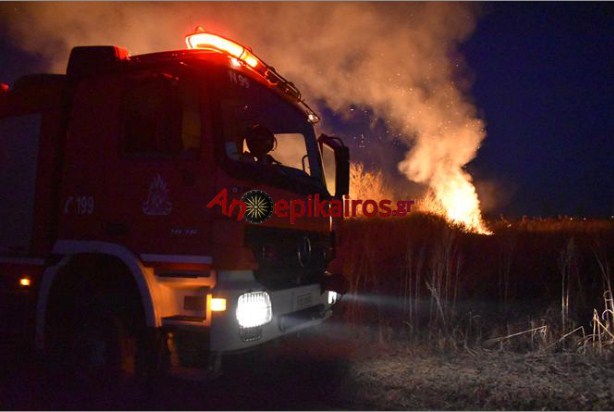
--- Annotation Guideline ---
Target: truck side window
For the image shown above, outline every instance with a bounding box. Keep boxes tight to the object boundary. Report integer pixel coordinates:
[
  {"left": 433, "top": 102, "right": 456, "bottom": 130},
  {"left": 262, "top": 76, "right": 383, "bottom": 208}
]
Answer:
[
  {"left": 178, "top": 79, "right": 201, "bottom": 158},
  {"left": 122, "top": 75, "right": 201, "bottom": 158}
]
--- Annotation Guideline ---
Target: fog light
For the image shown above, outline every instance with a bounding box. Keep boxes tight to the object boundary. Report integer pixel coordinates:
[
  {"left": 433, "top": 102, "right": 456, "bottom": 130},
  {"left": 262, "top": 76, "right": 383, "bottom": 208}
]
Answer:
[
  {"left": 236, "top": 291, "right": 272, "bottom": 328},
  {"left": 327, "top": 291, "right": 339, "bottom": 305},
  {"left": 211, "top": 298, "right": 227, "bottom": 312}
]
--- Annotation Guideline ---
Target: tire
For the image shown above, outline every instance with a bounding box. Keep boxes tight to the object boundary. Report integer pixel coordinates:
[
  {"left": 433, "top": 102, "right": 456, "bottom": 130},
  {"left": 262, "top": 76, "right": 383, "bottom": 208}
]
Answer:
[
  {"left": 88, "top": 305, "right": 134, "bottom": 381},
  {"left": 50, "top": 292, "right": 137, "bottom": 388},
  {"left": 45, "top": 273, "right": 169, "bottom": 389}
]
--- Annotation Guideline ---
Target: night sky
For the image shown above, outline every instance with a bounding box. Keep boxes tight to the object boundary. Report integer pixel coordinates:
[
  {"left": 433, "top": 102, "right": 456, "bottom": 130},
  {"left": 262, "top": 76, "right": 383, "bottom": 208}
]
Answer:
[
  {"left": 0, "top": 2, "right": 612, "bottom": 218},
  {"left": 462, "top": 2, "right": 613, "bottom": 218}
]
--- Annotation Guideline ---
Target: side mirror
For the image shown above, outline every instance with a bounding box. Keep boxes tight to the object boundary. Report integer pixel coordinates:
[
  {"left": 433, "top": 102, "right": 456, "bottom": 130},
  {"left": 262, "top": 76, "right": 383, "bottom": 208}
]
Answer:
[{"left": 318, "top": 134, "right": 349, "bottom": 198}]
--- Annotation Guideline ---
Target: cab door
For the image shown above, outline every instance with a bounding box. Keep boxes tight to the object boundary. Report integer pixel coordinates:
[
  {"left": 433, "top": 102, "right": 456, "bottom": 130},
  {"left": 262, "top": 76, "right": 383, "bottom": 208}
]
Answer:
[{"left": 102, "top": 71, "right": 215, "bottom": 256}]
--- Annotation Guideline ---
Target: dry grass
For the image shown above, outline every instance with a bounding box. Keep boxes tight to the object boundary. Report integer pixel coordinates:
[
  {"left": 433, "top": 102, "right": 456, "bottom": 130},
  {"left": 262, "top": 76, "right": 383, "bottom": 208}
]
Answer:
[
  {"left": 348, "top": 162, "right": 395, "bottom": 217},
  {"left": 336, "top": 214, "right": 614, "bottom": 356},
  {"left": 338, "top": 345, "right": 614, "bottom": 410},
  {"left": 492, "top": 216, "right": 614, "bottom": 233}
]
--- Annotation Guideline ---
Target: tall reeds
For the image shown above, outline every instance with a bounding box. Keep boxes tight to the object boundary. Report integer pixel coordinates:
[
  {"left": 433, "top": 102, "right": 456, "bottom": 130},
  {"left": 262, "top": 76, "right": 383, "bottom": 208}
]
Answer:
[{"left": 337, "top": 214, "right": 614, "bottom": 355}]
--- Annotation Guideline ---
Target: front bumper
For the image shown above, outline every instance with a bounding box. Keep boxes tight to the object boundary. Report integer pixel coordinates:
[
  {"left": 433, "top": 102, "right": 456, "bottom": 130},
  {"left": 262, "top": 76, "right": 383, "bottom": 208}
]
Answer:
[{"left": 209, "top": 270, "right": 333, "bottom": 352}]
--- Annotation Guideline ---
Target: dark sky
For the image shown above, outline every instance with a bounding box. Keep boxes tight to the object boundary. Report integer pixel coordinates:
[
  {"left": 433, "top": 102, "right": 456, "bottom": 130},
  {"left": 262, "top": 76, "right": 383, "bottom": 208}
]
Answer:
[
  {"left": 1, "top": 2, "right": 612, "bottom": 218},
  {"left": 462, "top": 2, "right": 613, "bottom": 218}
]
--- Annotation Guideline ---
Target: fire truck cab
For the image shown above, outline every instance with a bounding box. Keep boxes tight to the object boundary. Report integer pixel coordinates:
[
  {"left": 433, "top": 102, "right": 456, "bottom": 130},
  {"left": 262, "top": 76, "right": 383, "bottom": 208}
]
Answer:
[{"left": 0, "top": 28, "right": 349, "bottom": 379}]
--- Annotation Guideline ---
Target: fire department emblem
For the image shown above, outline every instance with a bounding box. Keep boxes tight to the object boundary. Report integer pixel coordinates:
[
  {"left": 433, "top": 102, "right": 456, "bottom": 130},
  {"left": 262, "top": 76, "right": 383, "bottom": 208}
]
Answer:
[
  {"left": 142, "top": 174, "right": 173, "bottom": 216},
  {"left": 241, "top": 190, "right": 273, "bottom": 224}
]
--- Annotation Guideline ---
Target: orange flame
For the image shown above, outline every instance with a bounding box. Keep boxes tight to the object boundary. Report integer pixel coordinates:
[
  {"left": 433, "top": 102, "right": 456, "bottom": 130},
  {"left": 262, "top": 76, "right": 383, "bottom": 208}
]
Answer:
[
  {"left": 348, "top": 162, "right": 394, "bottom": 204},
  {"left": 349, "top": 162, "right": 491, "bottom": 235},
  {"left": 416, "top": 178, "right": 492, "bottom": 235}
]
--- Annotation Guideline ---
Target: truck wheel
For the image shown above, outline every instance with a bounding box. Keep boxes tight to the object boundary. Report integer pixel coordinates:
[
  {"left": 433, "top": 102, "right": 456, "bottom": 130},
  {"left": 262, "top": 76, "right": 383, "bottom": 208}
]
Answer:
[
  {"left": 73, "top": 312, "right": 170, "bottom": 389},
  {"left": 61, "top": 293, "right": 140, "bottom": 387},
  {"left": 137, "top": 326, "right": 171, "bottom": 390},
  {"left": 46, "top": 275, "right": 168, "bottom": 388}
]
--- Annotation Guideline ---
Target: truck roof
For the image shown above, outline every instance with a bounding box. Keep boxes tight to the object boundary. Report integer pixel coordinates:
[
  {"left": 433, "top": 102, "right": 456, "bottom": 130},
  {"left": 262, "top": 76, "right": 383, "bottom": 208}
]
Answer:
[{"left": 66, "top": 40, "right": 320, "bottom": 123}]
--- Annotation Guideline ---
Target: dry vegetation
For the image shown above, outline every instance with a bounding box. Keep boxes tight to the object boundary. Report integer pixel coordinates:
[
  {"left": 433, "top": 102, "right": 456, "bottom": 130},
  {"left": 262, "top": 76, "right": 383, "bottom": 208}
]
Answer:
[
  {"left": 337, "top": 214, "right": 614, "bottom": 355},
  {"left": 336, "top": 344, "right": 614, "bottom": 410},
  {"left": 321, "top": 214, "right": 614, "bottom": 409},
  {"left": 348, "top": 162, "right": 395, "bottom": 207}
]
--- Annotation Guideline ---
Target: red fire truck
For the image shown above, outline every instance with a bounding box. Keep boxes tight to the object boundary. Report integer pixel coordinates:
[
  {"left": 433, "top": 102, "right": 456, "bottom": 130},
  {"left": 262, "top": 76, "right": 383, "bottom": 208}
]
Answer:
[{"left": 0, "top": 28, "right": 348, "bottom": 380}]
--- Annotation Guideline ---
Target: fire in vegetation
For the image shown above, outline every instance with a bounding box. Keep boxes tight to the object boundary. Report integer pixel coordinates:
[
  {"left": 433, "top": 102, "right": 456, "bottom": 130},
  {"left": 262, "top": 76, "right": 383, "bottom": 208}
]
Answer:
[
  {"left": 350, "top": 162, "right": 492, "bottom": 235},
  {"left": 416, "top": 182, "right": 492, "bottom": 235},
  {"left": 349, "top": 162, "right": 394, "bottom": 204}
]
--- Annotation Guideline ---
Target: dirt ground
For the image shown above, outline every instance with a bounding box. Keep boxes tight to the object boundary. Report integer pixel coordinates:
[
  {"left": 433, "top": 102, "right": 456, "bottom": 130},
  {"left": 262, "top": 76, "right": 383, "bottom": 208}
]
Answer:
[
  {"left": 1, "top": 320, "right": 614, "bottom": 410},
  {"left": 339, "top": 344, "right": 614, "bottom": 410}
]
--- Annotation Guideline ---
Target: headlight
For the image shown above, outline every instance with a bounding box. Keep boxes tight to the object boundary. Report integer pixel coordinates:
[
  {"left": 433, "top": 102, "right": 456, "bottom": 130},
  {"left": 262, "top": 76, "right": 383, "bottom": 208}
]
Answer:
[
  {"left": 327, "top": 291, "right": 339, "bottom": 305},
  {"left": 236, "top": 291, "right": 272, "bottom": 328}
]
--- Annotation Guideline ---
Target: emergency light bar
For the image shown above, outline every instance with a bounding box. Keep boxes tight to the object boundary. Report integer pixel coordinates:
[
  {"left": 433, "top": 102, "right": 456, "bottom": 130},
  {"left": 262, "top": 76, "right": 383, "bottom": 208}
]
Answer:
[
  {"left": 185, "top": 27, "right": 261, "bottom": 69},
  {"left": 185, "top": 27, "right": 321, "bottom": 124}
]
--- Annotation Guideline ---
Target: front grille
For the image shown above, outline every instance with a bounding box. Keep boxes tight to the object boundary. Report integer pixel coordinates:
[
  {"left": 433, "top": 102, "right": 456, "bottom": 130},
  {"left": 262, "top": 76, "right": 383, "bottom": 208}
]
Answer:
[
  {"left": 240, "top": 326, "right": 263, "bottom": 342},
  {"left": 245, "top": 227, "right": 333, "bottom": 290}
]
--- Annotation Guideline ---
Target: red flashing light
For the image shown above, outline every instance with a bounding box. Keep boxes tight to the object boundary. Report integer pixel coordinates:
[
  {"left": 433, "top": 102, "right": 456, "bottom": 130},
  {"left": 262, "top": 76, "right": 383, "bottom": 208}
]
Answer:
[
  {"left": 184, "top": 26, "right": 320, "bottom": 123},
  {"left": 185, "top": 27, "right": 260, "bottom": 69}
]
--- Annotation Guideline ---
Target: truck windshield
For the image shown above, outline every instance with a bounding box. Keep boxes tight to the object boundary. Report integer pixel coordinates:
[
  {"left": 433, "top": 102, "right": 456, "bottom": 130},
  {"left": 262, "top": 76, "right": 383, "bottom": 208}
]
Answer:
[{"left": 218, "top": 69, "right": 322, "bottom": 183}]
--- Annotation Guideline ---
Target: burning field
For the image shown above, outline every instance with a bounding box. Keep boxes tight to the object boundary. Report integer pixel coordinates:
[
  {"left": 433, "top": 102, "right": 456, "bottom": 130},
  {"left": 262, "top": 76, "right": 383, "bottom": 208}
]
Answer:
[{"left": 1, "top": 2, "right": 613, "bottom": 411}]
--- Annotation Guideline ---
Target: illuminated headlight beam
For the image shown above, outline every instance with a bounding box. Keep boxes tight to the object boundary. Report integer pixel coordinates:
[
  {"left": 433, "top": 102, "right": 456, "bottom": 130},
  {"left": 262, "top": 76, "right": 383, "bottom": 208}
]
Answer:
[{"left": 236, "top": 291, "right": 272, "bottom": 328}]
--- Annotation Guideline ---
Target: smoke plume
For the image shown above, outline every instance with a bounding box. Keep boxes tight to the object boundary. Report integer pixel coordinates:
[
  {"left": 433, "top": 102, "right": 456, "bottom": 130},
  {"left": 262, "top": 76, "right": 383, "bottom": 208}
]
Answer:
[{"left": 0, "top": 2, "right": 489, "bottom": 232}]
